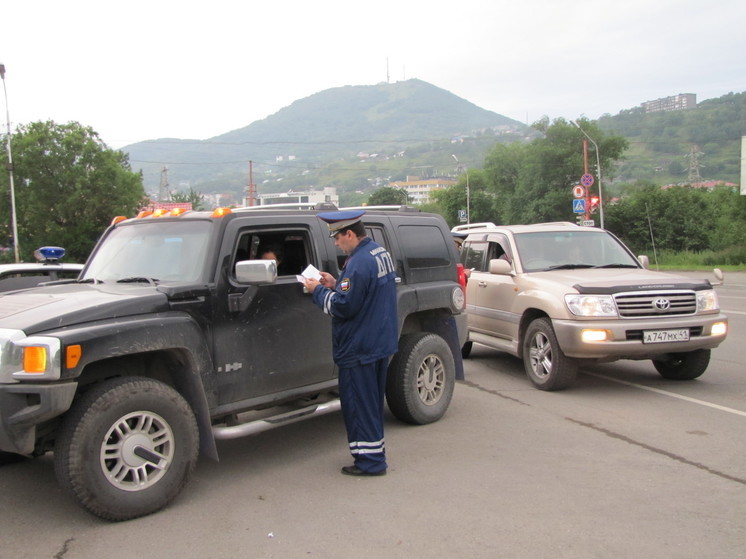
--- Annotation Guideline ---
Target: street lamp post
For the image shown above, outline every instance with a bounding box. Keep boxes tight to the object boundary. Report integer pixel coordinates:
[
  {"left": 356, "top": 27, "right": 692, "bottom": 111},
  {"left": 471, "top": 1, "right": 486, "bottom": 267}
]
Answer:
[
  {"left": 0, "top": 63, "right": 20, "bottom": 262},
  {"left": 451, "top": 154, "right": 470, "bottom": 224},
  {"left": 571, "top": 120, "right": 604, "bottom": 229}
]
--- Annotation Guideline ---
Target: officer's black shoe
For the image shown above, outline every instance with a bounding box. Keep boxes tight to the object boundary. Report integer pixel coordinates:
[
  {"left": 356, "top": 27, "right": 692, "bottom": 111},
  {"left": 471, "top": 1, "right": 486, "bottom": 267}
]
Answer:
[{"left": 341, "top": 465, "right": 386, "bottom": 476}]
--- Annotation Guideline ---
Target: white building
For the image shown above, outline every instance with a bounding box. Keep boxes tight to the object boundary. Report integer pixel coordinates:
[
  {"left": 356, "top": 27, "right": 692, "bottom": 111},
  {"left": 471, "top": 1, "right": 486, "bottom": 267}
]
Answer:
[
  {"left": 389, "top": 176, "right": 457, "bottom": 205},
  {"left": 255, "top": 187, "right": 339, "bottom": 207}
]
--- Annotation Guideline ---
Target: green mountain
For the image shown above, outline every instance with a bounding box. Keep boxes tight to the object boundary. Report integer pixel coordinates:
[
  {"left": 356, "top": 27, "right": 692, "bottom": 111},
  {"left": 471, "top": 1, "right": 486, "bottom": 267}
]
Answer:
[
  {"left": 123, "top": 82, "right": 745, "bottom": 204},
  {"left": 123, "top": 79, "right": 530, "bottom": 199}
]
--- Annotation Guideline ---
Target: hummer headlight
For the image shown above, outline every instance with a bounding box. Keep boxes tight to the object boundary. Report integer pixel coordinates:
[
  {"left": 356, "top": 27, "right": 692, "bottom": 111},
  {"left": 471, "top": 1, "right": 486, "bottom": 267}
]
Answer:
[{"left": 13, "top": 336, "right": 61, "bottom": 380}]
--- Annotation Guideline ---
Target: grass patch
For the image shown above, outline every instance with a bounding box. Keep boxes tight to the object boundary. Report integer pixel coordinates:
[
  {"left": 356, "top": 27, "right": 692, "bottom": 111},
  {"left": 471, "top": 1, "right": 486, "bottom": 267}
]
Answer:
[{"left": 642, "top": 248, "right": 746, "bottom": 272}]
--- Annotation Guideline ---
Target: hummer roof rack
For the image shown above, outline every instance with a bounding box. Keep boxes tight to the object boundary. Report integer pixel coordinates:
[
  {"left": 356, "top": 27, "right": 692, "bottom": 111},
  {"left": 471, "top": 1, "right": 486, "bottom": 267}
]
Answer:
[
  {"left": 341, "top": 205, "right": 420, "bottom": 213},
  {"left": 233, "top": 202, "right": 338, "bottom": 212}
]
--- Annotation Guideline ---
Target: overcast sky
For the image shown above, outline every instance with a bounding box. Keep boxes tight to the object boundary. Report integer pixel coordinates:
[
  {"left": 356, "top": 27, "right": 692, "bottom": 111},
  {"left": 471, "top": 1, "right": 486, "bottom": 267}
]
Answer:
[{"left": 2, "top": 0, "right": 744, "bottom": 149}]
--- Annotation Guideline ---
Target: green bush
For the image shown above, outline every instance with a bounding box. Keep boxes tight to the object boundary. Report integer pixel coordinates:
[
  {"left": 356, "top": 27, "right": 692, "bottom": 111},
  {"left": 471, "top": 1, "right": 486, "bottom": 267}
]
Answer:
[
  {"left": 648, "top": 248, "right": 746, "bottom": 270},
  {"left": 703, "top": 245, "right": 746, "bottom": 266}
]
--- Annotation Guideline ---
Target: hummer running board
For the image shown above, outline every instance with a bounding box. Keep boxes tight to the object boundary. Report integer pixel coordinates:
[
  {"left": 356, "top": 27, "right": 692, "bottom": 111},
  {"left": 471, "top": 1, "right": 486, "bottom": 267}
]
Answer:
[{"left": 212, "top": 398, "right": 342, "bottom": 440}]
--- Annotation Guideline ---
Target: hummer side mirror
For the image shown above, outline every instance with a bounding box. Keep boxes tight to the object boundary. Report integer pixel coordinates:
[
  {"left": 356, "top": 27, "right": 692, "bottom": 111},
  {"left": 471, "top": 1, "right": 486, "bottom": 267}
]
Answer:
[{"left": 235, "top": 259, "right": 277, "bottom": 284}]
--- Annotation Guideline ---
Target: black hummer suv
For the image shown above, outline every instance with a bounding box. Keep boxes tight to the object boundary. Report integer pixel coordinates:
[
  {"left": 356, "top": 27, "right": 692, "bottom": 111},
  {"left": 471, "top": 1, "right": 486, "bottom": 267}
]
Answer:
[{"left": 0, "top": 204, "right": 467, "bottom": 520}]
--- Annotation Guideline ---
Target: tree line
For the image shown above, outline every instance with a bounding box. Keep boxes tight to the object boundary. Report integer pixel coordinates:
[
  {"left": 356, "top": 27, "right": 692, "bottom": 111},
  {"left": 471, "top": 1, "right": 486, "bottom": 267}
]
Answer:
[
  {"left": 425, "top": 118, "right": 745, "bottom": 265},
  {"left": 0, "top": 121, "right": 145, "bottom": 262},
  {"left": 2, "top": 118, "right": 744, "bottom": 266}
]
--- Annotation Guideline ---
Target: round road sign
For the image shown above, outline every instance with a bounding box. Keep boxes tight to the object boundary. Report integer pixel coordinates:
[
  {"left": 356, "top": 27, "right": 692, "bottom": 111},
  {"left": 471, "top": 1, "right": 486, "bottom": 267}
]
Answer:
[
  {"left": 581, "top": 173, "right": 594, "bottom": 187},
  {"left": 572, "top": 185, "right": 586, "bottom": 199}
]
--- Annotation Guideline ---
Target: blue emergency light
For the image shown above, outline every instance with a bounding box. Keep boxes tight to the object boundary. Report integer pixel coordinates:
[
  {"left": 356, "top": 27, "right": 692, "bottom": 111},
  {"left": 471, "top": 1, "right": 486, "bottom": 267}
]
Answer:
[{"left": 34, "top": 246, "right": 66, "bottom": 262}]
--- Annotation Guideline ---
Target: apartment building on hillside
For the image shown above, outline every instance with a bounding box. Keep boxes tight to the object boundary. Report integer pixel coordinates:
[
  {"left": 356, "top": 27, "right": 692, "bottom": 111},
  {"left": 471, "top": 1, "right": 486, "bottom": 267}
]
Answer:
[{"left": 642, "top": 93, "right": 697, "bottom": 113}]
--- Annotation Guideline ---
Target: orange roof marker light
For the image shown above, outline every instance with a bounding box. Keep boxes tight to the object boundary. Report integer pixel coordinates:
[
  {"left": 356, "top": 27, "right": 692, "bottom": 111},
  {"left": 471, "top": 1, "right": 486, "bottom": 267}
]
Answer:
[
  {"left": 111, "top": 216, "right": 128, "bottom": 225},
  {"left": 137, "top": 210, "right": 153, "bottom": 219},
  {"left": 211, "top": 207, "right": 233, "bottom": 218},
  {"left": 152, "top": 208, "right": 169, "bottom": 218},
  {"left": 169, "top": 208, "right": 189, "bottom": 217}
]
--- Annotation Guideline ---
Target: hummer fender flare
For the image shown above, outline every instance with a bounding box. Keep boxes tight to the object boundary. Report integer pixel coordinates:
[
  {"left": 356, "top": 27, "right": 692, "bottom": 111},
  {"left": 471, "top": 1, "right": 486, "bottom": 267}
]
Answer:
[{"left": 52, "top": 313, "right": 219, "bottom": 460}]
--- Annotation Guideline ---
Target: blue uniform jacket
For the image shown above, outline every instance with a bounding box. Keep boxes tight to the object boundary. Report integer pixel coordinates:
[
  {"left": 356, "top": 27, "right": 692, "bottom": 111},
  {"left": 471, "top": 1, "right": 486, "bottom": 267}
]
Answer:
[{"left": 312, "top": 237, "right": 398, "bottom": 367}]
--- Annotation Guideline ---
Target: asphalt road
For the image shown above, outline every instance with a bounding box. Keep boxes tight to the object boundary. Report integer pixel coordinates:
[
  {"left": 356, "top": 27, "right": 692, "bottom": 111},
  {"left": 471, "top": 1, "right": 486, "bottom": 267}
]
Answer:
[{"left": 1, "top": 271, "right": 744, "bottom": 559}]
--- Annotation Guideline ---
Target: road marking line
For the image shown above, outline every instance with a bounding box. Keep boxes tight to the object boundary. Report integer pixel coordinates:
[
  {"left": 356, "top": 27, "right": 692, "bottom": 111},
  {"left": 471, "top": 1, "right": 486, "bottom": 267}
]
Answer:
[
  {"left": 585, "top": 372, "right": 746, "bottom": 417},
  {"left": 566, "top": 417, "right": 746, "bottom": 485}
]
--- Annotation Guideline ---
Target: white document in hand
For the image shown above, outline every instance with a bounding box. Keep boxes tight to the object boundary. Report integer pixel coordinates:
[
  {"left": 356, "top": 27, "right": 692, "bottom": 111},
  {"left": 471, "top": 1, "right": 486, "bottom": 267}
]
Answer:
[{"left": 297, "top": 264, "right": 322, "bottom": 283}]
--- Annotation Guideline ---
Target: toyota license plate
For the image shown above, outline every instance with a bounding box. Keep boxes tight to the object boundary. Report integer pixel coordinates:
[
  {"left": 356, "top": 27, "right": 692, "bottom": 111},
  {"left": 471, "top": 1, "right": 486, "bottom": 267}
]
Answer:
[{"left": 643, "top": 329, "right": 690, "bottom": 343}]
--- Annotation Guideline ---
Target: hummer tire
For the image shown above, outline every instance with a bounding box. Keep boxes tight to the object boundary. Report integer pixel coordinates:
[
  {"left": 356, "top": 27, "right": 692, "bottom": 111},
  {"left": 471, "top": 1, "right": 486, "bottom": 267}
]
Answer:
[
  {"left": 386, "top": 332, "right": 456, "bottom": 425},
  {"left": 54, "top": 376, "right": 199, "bottom": 521}
]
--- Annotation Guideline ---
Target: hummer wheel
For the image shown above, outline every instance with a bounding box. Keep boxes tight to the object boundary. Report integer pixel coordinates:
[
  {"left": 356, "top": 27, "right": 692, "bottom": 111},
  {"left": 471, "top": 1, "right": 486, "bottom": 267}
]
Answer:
[
  {"left": 54, "top": 377, "right": 199, "bottom": 521},
  {"left": 386, "top": 332, "right": 455, "bottom": 425}
]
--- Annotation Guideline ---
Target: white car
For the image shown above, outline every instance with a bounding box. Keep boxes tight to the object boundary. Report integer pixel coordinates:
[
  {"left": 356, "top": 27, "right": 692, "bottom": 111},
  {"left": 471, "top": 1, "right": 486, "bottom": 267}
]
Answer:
[{"left": 0, "top": 247, "right": 83, "bottom": 292}]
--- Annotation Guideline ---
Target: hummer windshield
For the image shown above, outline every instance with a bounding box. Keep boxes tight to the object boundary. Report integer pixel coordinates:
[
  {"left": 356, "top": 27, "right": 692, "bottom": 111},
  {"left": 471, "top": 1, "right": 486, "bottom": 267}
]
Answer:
[{"left": 81, "top": 221, "right": 212, "bottom": 283}]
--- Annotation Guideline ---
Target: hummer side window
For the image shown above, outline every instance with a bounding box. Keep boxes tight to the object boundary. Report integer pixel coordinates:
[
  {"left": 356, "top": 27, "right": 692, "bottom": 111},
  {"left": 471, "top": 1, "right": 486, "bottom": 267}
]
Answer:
[
  {"left": 233, "top": 230, "right": 311, "bottom": 277},
  {"left": 332, "top": 224, "right": 392, "bottom": 272}
]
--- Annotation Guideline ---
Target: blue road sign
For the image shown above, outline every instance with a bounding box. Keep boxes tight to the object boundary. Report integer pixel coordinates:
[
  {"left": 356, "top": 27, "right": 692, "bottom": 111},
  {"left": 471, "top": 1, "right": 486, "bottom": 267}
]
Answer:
[
  {"left": 573, "top": 199, "right": 586, "bottom": 214},
  {"left": 581, "top": 173, "right": 594, "bottom": 187}
]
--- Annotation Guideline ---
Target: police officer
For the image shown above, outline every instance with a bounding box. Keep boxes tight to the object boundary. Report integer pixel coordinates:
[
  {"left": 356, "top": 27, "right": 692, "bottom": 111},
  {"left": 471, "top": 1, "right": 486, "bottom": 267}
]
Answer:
[{"left": 303, "top": 210, "right": 398, "bottom": 476}]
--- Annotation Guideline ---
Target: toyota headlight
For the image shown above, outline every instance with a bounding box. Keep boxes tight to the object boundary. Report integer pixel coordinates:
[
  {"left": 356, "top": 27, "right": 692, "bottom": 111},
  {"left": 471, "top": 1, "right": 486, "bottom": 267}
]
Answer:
[
  {"left": 696, "top": 289, "right": 719, "bottom": 312},
  {"left": 565, "top": 294, "right": 618, "bottom": 317}
]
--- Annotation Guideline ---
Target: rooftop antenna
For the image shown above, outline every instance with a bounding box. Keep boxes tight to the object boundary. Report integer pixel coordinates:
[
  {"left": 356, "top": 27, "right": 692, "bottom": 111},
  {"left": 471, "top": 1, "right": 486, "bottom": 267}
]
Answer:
[{"left": 386, "top": 57, "right": 390, "bottom": 83}]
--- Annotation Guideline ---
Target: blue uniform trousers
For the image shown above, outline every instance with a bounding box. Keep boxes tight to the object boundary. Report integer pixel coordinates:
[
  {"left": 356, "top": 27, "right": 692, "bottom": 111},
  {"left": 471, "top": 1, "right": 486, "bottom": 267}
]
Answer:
[{"left": 338, "top": 358, "right": 388, "bottom": 473}]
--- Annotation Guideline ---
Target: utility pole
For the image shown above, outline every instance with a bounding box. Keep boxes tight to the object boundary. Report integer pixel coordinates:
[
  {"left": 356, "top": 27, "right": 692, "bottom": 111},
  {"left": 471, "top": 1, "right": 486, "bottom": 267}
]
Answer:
[
  {"left": 1, "top": 62, "right": 20, "bottom": 262},
  {"left": 245, "top": 160, "right": 256, "bottom": 206},
  {"left": 582, "top": 138, "right": 590, "bottom": 222},
  {"left": 451, "top": 154, "right": 470, "bottom": 224},
  {"left": 571, "top": 120, "right": 604, "bottom": 229}
]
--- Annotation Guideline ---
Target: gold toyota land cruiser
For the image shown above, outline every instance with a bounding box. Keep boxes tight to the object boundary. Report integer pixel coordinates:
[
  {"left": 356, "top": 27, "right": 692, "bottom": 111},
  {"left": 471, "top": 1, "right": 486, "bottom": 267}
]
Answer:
[{"left": 457, "top": 222, "right": 728, "bottom": 391}]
